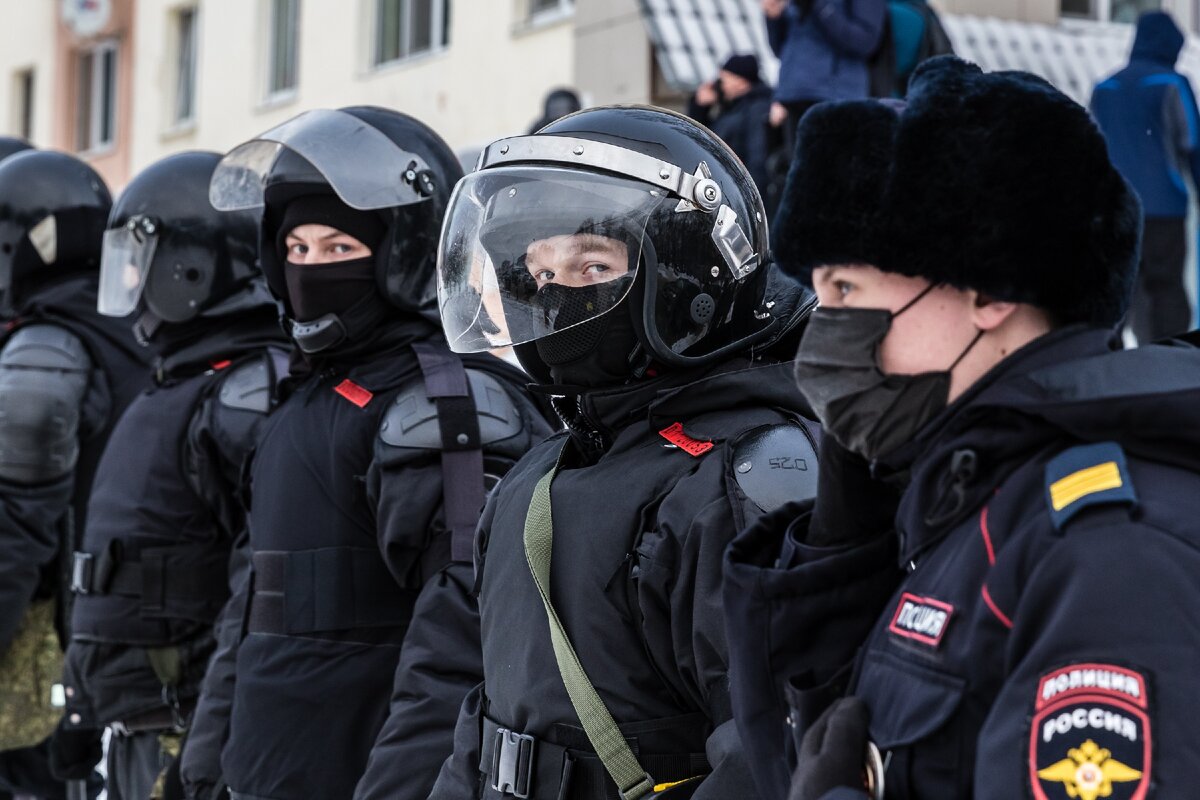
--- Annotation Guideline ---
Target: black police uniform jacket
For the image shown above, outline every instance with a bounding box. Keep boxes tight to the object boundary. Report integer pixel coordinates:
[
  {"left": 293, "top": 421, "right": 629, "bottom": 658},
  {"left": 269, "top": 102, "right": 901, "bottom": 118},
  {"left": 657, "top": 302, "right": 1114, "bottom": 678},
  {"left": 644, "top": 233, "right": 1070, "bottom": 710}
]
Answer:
[
  {"left": 726, "top": 326, "right": 1200, "bottom": 800},
  {"left": 216, "top": 319, "right": 552, "bottom": 800},
  {"left": 428, "top": 354, "right": 820, "bottom": 800},
  {"left": 0, "top": 274, "right": 148, "bottom": 657},
  {"left": 63, "top": 312, "right": 289, "bottom": 731}
]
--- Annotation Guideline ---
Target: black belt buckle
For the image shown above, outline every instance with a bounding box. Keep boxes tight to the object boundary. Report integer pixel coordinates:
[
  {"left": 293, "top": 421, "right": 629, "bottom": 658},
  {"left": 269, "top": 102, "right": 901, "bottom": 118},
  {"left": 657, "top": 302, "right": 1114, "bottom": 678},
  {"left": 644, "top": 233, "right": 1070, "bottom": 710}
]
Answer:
[
  {"left": 490, "top": 727, "right": 535, "bottom": 798},
  {"left": 70, "top": 552, "right": 93, "bottom": 595}
]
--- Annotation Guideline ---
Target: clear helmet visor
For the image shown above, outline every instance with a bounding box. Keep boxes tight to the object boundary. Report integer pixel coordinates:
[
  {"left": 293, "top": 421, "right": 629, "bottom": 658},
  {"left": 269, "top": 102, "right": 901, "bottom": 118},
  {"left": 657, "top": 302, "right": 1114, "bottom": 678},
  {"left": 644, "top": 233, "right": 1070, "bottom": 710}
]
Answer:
[
  {"left": 98, "top": 224, "right": 158, "bottom": 317},
  {"left": 437, "top": 165, "right": 665, "bottom": 353},
  {"left": 209, "top": 108, "right": 433, "bottom": 212}
]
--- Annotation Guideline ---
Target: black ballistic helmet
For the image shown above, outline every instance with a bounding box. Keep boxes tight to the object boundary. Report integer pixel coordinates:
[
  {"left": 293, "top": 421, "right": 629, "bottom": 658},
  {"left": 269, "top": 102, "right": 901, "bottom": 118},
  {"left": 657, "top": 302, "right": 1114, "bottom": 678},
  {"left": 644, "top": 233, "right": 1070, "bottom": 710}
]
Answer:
[
  {"left": 438, "top": 104, "right": 773, "bottom": 379},
  {"left": 211, "top": 106, "right": 463, "bottom": 331},
  {"left": 0, "top": 137, "right": 34, "bottom": 162},
  {"left": 0, "top": 150, "right": 112, "bottom": 315},
  {"left": 98, "top": 151, "right": 266, "bottom": 339}
]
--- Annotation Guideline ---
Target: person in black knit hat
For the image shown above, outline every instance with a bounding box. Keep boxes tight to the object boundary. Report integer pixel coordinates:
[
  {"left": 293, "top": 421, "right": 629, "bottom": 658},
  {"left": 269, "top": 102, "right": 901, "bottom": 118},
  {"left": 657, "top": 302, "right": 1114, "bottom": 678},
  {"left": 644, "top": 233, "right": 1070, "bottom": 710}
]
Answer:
[
  {"left": 727, "top": 56, "right": 1200, "bottom": 800},
  {"left": 688, "top": 53, "right": 775, "bottom": 194}
]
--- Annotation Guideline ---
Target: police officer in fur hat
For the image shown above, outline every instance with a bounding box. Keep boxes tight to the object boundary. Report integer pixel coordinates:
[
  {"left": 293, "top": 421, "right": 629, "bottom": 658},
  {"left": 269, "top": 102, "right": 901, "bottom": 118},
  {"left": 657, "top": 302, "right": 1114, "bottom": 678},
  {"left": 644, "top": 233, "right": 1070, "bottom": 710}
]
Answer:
[{"left": 730, "top": 56, "right": 1200, "bottom": 799}]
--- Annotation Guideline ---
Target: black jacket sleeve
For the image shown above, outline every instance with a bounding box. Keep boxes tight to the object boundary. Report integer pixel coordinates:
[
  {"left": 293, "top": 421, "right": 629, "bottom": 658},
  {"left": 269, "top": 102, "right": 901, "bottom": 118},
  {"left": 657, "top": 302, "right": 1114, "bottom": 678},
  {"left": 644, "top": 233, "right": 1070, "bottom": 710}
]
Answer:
[{"left": 179, "top": 528, "right": 251, "bottom": 800}]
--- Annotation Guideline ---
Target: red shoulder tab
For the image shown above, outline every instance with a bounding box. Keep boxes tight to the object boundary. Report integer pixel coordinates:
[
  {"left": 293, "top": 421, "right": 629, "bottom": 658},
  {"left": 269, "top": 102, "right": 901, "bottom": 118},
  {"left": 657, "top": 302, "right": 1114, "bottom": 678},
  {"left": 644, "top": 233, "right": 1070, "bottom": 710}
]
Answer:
[
  {"left": 210, "top": 359, "right": 232, "bottom": 371},
  {"left": 658, "top": 422, "right": 714, "bottom": 457},
  {"left": 334, "top": 379, "right": 374, "bottom": 408}
]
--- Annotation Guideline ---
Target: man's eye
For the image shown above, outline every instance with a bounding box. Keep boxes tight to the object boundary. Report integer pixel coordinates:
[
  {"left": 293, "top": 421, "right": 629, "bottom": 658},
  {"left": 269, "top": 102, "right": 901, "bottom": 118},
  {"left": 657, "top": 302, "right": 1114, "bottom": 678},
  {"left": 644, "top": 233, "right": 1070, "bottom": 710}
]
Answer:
[
  {"left": 534, "top": 269, "right": 555, "bottom": 283},
  {"left": 289, "top": 243, "right": 308, "bottom": 256},
  {"left": 835, "top": 280, "right": 854, "bottom": 297},
  {"left": 332, "top": 243, "right": 353, "bottom": 255},
  {"left": 583, "top": 263, "right": 610, "bottom": 275}
]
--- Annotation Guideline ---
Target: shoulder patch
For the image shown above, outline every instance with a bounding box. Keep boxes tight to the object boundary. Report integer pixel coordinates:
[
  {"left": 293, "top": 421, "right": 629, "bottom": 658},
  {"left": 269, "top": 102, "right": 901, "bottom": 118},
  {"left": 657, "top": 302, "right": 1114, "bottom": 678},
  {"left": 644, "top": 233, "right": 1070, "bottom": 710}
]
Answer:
[
  {"left": 379, "top": 369, "right": 522, "bottom": 450},
  {"left": 1030, "top": 663, "right": 1151, "bottom": 800},
  {"left": 1044, "top": 442, "right": 1137, "bottom": 531},
  {"left": 731, "top": 423, "right": 819, "bottom": 513},
  {"left": 218, "top": 358, "right": 274, "bottom": 414}
]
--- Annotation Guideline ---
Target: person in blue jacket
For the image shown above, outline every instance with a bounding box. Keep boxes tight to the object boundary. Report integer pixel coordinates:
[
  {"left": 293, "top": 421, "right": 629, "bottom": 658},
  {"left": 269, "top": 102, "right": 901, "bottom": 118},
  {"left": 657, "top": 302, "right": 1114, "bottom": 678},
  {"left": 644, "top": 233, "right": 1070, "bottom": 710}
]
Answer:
[
  {"left": 730, "top": 56, "right": 1200, "bottom": 799},
  {"left": 1091, "top": 10, "right": 1200, "bottom": 342},
  {"left": 762, "top": 0, "right": 887, "bottom": 132}
]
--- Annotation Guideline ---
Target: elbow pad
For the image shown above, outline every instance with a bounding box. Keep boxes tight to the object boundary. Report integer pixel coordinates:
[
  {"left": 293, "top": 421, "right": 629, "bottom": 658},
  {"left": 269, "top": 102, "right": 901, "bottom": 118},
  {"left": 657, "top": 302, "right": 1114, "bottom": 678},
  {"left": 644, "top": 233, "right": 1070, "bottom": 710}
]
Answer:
[{"left": 0, "top": 325, "right": 91, "bottom": 484}]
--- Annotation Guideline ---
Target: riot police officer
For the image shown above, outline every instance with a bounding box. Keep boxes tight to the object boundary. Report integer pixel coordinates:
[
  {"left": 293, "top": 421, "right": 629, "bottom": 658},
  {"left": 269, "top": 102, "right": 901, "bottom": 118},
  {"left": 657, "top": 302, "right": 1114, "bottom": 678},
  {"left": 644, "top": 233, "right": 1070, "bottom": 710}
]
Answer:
[
  {"left": 54, "top": 151, "right": 289, "bottom": 800},
  {"left": 746, "top": 57, "right": 1200, "bottom": 799},
  {"left": 180, "top": 107, "right": 553, "bottom": 800},
  {"left": 428, "top": 105, "right": 819, "bottom": 800},
  {"left": 0, "top": 150, "right": 149, "bottom": 798}
]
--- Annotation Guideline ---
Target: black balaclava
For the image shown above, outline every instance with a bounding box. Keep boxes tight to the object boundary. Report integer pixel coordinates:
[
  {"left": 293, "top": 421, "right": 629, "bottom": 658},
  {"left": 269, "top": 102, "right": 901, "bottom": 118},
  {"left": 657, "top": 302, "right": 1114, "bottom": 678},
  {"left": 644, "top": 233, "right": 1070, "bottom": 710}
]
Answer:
[
  {"left": 535, "top": 288, "right": 643, "bottom": 387},
  {"left": 278, "top": 193, "right": 385, "bottom": 322}
]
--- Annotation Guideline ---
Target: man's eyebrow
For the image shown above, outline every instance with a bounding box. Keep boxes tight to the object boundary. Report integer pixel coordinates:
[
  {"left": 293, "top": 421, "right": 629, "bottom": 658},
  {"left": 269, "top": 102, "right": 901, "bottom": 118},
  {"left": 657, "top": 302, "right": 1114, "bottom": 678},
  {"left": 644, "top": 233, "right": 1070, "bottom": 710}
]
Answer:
[{"left": 568, "top": 237, "right": 623, "bottom": 255}]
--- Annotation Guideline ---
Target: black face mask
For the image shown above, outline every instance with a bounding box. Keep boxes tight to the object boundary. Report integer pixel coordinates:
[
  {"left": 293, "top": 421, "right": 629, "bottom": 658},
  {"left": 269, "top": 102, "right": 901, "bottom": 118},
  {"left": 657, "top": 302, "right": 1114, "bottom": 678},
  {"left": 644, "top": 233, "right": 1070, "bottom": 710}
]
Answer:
[
  {"left": 283, "top": 257, "right": 376, "bottom": 322},
  {"left": 534, "top": 280, "right": 642, "bottom": 387},
  {"left": 793, "top": 286, "right": 983, "bottom": 463}
]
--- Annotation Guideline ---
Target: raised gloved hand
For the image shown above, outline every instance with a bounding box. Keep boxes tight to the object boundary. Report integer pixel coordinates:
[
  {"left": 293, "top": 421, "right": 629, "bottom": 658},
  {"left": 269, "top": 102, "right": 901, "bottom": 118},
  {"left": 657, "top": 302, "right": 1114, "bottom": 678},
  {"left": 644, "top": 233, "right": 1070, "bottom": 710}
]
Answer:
[
  {"left": 788, "top": 697, "right": 872, "bottom": 800},
  {"left": 807, "top": 437, "right": 900, "bottom": 548},
  {"left": 47, "top": 718, "right": 103, "bottom": 782}
]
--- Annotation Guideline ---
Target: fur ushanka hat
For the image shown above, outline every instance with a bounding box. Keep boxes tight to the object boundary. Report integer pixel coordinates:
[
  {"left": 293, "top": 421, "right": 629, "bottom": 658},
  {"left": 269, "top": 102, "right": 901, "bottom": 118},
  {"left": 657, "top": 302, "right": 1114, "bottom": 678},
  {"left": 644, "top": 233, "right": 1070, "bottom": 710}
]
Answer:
[
  {"left": 879, "top": 57, "right": 1142, "bottom": 328},
  {"left": 771, "top": 99, "right": 900, "bottom": 281}
]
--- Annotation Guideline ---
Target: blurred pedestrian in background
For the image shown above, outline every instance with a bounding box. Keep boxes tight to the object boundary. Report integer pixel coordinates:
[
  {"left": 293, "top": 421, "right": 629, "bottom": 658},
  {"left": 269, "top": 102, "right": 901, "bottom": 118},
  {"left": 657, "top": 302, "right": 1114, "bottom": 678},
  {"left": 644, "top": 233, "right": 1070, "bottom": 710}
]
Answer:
[
  {"left": 1092, "top": 10, "right": 1200, "bottom": 342},
  {"left": 529, "top": 88, "right": 583, "bottom": 133},
  {"left": 687, "top": 54, "right": 774, "bottom": 195},
  {"left": 762, "top": 0, "right": 887, "bottom": 135}
]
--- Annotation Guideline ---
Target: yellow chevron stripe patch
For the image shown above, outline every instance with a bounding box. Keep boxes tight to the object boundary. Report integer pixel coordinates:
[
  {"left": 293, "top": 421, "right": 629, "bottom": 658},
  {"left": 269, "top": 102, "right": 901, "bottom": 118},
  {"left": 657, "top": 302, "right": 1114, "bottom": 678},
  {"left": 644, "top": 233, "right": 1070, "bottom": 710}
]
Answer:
[{"left": 1049, "top": 461, "right": 1123, "bottom": 512}]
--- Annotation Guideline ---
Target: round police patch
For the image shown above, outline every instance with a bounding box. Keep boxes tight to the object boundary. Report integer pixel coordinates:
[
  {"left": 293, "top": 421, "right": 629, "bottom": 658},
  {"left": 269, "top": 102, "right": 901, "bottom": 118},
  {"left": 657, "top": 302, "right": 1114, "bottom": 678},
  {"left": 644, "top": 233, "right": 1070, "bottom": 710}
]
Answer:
[{"left": 1029, "top": 664, "right": 1150, "bottom": 800}]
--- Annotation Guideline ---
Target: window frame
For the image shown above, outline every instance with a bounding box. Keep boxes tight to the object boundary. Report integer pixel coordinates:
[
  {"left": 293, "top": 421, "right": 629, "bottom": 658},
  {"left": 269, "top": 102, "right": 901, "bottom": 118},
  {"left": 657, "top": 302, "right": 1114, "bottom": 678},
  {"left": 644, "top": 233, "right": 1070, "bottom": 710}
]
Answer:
[
  {"left": 266, "top": 0, "right": 300, "bottom": 101},
  {"left": 76, "top": 38, "right": 118, "bottom": 154},
  {"left": 173, "top": 6, "right": 199, "bottom": 127},
  {"left": 1061, "top": 0, "right": 1163, "bottom": 22},
  {"left": 13, "top": 68, "right": 34, "bottom": 141},
  {"left": 371, "top": 0, "right": 449, "bottom": 69}
]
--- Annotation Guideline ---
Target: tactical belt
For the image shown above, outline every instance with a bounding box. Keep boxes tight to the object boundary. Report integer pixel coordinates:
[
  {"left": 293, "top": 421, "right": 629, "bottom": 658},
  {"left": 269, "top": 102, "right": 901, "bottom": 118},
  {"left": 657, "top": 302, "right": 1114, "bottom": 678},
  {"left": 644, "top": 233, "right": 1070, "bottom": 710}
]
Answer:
[
  {"left": 71, "top": 541, "right": 228, "bottom": 622},
  {"left": 412, "top": 341, "right": 485, "bottom": 564},
  {"left": 247, "top": 548, "right": 415, "bottom": 637},
  {"left": 110, "top": 699, "right": 197, "bottom": 736},
  {"left": 480, "top": 716, "right": 707, "bottom": 800}
]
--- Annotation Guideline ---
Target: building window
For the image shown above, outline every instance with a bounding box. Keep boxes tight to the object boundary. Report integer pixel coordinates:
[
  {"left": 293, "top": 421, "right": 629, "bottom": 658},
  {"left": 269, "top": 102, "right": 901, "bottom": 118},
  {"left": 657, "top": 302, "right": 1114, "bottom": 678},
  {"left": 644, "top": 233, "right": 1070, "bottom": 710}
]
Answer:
[
  {"left": 76, "top": 39, "right": 118, "bottom": 152},
  {"left": 529, "top": 0, "right": 572, "bottom": 18},
  {"left": 174, "top": 7, "right": 198, "bottom": 124},
  {"left": 1061, "top": 0, "right": 1161, "bottom": 22},
  {"left": 268, "top": 0, "right": 299, "bottom": 97},
  {"left": 13, "top": 69, "right": 34, "bottom": 141},
  {"left": 373, "top": 0, "right": 449, "bottom": 66}
]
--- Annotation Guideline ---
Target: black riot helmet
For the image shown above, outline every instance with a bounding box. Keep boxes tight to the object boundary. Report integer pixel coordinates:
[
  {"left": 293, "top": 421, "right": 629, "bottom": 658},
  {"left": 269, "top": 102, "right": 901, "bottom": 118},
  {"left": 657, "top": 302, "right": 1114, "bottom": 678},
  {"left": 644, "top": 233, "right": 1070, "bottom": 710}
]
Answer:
[
  {"left": 209, "top": 106, "right": 463, "bottom": 353},
  {"left": 98, "top": 151, "right": 266, "bottom": 340},
  {"left": 0, "top": 137, "right": 33, "bottom": 162},
  {"left": 0, "top": 150, "right": 112, "bottom": 315},
  {"left": 437, "top": 104, "right": 773, "bottom": 382}
]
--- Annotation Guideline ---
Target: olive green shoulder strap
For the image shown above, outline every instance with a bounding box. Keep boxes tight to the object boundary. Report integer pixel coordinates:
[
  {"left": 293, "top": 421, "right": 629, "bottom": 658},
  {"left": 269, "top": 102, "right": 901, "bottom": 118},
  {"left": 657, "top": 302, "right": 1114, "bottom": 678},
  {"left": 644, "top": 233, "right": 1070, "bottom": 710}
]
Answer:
[{"left": 523, "top": 449, "right": 656, "bottom": 800}]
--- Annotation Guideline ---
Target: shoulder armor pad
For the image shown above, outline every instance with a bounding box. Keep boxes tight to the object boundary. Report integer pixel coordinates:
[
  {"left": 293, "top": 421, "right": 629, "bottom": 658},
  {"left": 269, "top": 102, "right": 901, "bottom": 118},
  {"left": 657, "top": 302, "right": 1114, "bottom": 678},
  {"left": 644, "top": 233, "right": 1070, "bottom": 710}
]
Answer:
[
  {"left": 731, "top": 423, "right": 819, "bottom": 513},
  {"left": 217, "top": 357, "right": 276, "bottom": 414},
  {"left": 1, "top": 324, "right": 91, "bottom": 371},
  {"left": 380, "top": 369, "right": 523, "bottom": 451},
  {"left": 1045, "top": 441, "right": 1137, "bottom": 531},
  {"left": 0, "top": 324, "right": 91, "bottom": 484}
]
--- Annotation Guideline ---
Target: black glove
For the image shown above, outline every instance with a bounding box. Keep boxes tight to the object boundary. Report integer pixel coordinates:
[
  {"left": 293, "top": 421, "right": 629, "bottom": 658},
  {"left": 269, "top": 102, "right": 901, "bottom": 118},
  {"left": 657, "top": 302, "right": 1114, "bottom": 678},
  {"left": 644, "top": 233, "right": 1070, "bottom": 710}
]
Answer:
[
  {"left": 47, "top": 718, "right": 103, "bottom": 782},
  {"left": 808, "top": 438, "right": 900, "bottom": 548},
  {"left": 788, "top": 697, "right": 871, "bottom": 800}
]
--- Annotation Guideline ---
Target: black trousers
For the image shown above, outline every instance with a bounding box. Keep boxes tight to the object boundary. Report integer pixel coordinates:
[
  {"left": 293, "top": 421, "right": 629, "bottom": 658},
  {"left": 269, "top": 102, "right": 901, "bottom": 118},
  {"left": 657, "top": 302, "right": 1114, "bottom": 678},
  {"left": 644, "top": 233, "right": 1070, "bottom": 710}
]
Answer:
[{"left": 1132, "top": 217, "right": 1192, "bottom": 343}]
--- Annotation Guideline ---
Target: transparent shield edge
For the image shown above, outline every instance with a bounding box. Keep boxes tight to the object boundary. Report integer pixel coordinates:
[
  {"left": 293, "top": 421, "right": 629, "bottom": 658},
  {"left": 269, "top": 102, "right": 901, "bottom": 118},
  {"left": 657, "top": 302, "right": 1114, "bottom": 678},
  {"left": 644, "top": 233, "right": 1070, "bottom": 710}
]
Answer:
[
  {"left": 437, "top": 166, "right": 662, "bottom": 353},
  {"left": 97, "top": 228, "right": 157, "bottom": 317}
]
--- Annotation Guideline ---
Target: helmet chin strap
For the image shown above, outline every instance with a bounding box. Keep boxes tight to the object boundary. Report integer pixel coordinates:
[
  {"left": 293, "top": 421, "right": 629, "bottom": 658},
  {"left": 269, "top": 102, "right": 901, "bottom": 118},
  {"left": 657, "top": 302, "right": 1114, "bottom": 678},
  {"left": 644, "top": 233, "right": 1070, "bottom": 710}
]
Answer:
[
  {"left": 286, "top": 288, "right": 393, "bottom": 355},
  {"left": 133, "top": 309, "right": 163, "bottom": 347}
]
